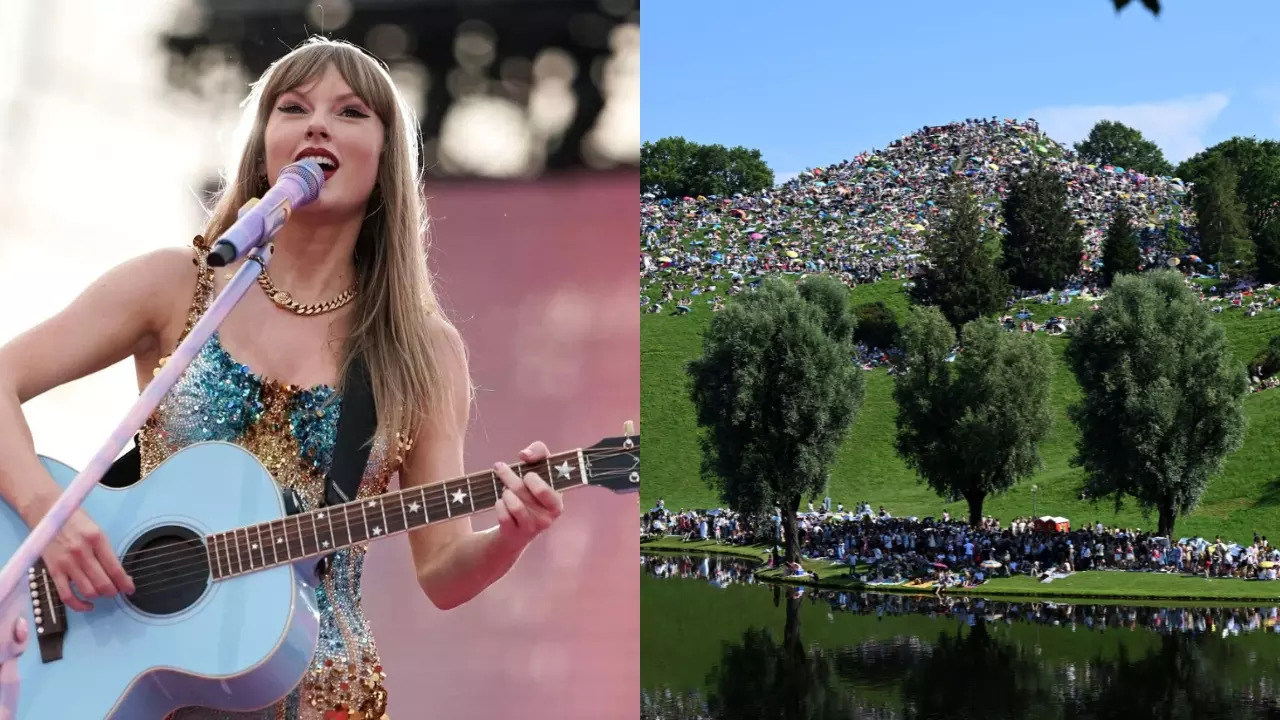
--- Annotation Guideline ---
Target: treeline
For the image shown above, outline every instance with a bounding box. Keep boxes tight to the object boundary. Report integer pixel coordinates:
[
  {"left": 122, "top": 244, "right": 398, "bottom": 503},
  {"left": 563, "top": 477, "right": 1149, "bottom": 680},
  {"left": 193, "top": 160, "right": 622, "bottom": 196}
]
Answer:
[{"left": 687, "top": 269, "right": 1249, "bottom": 563}]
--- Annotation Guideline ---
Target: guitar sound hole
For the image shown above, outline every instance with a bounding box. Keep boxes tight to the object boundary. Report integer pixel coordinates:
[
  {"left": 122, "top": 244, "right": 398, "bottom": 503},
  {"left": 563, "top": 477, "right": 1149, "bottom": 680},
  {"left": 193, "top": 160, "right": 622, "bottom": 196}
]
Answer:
[{"left": 120, "top": 525, "right": 209, "bottom": 616}]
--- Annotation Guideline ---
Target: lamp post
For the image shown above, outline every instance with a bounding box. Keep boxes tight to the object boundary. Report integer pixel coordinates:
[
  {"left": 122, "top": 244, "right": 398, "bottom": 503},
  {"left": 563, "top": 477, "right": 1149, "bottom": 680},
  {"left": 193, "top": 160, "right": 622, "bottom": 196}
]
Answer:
[{"left": 1032, "top": 484, "right": 1038, "bottom": 519}]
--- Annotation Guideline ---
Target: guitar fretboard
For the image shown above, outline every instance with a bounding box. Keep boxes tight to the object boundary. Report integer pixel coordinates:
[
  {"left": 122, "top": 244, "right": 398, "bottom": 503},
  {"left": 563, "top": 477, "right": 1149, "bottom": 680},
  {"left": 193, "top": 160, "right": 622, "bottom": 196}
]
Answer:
[{"left": 206, "top": 449, "right": 593, "bottom": 580}]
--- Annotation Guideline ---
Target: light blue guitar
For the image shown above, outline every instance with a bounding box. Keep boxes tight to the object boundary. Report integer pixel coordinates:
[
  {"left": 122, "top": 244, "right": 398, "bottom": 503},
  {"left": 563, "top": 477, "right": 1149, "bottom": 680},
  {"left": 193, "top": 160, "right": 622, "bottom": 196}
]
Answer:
[{"left": 0, "top": 427, "right": 638, "bottom": 718}]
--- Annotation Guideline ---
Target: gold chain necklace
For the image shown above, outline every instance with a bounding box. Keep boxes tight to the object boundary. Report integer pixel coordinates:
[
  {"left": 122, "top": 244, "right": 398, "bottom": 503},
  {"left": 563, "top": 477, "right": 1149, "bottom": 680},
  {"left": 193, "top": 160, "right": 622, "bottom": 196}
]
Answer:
[{"left": 256, "top": 271, "right": 357, "bottom": 316}]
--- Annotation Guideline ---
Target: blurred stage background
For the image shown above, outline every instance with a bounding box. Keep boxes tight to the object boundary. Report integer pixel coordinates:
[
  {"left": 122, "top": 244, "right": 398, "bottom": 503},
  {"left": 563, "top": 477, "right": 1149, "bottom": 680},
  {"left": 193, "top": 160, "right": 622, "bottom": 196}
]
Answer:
[{"left": 0, "top": 0, "right": 638, "bottom": 718}]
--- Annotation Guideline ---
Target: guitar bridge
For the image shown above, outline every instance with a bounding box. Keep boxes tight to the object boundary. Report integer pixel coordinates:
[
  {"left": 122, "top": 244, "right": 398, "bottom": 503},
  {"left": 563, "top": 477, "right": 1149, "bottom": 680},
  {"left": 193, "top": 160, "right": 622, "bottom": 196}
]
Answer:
[{"left": 29, "top": 561, "right": 66, "bottom": 662}]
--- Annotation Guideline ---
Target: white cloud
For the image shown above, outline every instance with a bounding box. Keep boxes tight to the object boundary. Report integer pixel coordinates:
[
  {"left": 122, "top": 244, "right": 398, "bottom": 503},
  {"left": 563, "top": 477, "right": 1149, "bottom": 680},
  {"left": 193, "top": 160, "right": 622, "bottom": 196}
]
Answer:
[{"left": 1028, "top": 93, "right": 1230, "bottom": 163}]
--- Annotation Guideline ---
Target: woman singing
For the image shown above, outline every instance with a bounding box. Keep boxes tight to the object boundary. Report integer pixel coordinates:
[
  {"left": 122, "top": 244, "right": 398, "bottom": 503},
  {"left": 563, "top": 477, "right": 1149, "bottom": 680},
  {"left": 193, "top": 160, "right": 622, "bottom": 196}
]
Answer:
[{"left": 0, "top": 37, "right": 563, "bottom": 719}]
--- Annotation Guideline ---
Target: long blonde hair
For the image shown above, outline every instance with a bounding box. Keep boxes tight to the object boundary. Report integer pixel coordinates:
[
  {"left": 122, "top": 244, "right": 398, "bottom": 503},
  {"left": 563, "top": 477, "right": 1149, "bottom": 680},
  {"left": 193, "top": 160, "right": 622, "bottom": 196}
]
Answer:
[{"left": 203, "top": 36, "right": 460, "bottom": 451}]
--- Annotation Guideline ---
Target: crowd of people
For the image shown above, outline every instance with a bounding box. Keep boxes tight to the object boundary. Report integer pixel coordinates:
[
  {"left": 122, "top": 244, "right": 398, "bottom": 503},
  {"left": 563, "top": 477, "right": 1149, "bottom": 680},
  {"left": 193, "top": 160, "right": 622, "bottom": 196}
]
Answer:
[
  {"left": 642, "top": 499, "right": 1280, "bottom": 589},
  {"left": 641, "top": 117, "right": 1195, "bottom": 317}
]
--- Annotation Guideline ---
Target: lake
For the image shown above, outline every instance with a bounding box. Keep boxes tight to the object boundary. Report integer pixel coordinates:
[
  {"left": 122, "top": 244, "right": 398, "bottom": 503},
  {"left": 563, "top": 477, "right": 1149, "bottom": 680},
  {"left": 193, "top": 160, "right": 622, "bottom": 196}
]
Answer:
[{"left": 641, "top": 554, "right": 1280, "bottom": 720}]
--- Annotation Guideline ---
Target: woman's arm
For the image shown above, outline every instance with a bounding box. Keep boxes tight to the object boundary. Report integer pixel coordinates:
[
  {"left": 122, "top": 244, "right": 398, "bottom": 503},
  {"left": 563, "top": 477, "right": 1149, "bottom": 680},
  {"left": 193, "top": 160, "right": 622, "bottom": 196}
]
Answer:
[{"left": 400, "top": 318, "right": 562, "bottom": 610}]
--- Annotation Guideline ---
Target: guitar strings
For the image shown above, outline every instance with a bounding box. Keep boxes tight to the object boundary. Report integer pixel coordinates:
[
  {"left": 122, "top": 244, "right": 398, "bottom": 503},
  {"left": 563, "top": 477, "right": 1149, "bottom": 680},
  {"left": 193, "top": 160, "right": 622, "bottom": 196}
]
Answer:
[
  {"left": 114, "top": 446, "right": 633, "bottom": 572},
  {"left": 42, "top": 454, "right": 636, "bottom": 606},
  {"left": 93, "top": 465, "right": 638, "bottom": 601},
  {"left": 107, "top": 453, "right": 636, "bottom": 594},
  {"left": 118, "top": 456, "right": 635, "bottom": 587},
  {"left": 52, "top": 464, "right": 637, "bottom": 607}
]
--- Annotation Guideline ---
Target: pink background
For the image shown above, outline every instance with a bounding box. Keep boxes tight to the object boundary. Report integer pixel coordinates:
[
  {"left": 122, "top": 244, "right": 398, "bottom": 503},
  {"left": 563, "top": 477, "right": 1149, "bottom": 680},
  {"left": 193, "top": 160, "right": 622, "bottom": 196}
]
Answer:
[{"left": 362, "top": 170, "right": 639, "bottom": 719}]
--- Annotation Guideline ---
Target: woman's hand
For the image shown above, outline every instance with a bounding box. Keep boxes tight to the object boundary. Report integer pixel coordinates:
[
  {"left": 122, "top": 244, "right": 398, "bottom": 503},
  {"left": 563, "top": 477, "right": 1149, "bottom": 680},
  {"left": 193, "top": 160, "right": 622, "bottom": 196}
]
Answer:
[
  {"left": 0, "top": 613, "right": 28, "bottom": 719},
  {"left": 42, "top": 510, "right": 135, "bottom": 612},
  {"left": 492, "top": 442, "right": 563, "bottom": 551}
]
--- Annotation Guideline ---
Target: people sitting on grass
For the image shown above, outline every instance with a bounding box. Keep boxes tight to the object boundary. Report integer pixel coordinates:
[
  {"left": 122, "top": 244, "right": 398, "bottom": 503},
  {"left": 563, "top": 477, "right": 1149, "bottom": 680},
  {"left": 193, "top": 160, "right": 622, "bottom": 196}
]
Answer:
[
  {"left": 643, "top": 503, "right": 1280, "bottom": 583},
  {"left": 642, "top": 117, "right": 1197, "bottom": 319},
  {"left": 641, "top": 555, "right": 1280, "bottom": 640}
]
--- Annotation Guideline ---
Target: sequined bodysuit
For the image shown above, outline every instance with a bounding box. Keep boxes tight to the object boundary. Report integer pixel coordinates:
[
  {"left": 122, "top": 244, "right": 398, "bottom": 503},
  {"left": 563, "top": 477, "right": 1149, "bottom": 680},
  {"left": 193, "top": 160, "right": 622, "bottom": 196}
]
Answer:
[{"left": 151, "top": 237, "right": 408, "bottom": 720}]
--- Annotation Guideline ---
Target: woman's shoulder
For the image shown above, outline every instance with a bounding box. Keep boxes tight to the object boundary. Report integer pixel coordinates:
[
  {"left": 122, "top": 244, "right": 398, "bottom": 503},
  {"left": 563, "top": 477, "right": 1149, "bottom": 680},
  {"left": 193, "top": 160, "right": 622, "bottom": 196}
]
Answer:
[
  {"left": 100, "top": 238, "right": 207, "bottom": 301},
  {"left": 420, "top": 309, "right": 466, "bottom": 364}
]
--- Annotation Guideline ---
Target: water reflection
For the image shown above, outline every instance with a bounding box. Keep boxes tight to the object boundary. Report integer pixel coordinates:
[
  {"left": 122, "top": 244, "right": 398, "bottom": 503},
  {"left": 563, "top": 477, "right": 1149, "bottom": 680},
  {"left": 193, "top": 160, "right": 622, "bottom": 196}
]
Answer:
[{"left": 641, "top": 555, "right": 1280, "bottom": 720}]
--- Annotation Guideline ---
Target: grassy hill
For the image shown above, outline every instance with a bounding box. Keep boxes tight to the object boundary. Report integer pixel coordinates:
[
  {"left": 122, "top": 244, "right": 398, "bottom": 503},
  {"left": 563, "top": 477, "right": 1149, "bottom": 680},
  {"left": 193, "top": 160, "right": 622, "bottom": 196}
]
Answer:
[{"left": 640, "top": 279, "right": 1280, "bottom": 543}]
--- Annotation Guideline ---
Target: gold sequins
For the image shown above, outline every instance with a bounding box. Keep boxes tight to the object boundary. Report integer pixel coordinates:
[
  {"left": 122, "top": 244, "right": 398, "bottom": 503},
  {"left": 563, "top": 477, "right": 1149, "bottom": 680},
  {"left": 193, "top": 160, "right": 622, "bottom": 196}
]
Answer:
[{"left": 137, "top": 235, "right": 403, "bottom": 719}]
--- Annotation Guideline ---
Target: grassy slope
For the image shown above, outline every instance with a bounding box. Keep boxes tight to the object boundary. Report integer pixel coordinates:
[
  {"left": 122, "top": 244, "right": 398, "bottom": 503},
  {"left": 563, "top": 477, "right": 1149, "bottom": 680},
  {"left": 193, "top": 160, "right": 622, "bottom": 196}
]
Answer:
[{"left": 641, "top": 280, "right": 1280, "bottom": 543}]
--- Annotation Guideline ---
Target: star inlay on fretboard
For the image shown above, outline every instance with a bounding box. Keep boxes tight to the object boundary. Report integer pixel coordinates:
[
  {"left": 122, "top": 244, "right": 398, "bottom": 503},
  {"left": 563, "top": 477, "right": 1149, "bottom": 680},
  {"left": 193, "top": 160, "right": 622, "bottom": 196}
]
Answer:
[{"left": 205, "top": 436, "right": 641, "bottom": 584}]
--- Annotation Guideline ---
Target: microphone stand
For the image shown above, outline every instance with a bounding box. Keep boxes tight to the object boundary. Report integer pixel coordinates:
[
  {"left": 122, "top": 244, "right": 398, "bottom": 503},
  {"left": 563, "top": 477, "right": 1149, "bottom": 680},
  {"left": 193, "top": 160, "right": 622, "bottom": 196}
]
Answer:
[{"left": 0, "top": 237, "right": 278, "bottom": 699}]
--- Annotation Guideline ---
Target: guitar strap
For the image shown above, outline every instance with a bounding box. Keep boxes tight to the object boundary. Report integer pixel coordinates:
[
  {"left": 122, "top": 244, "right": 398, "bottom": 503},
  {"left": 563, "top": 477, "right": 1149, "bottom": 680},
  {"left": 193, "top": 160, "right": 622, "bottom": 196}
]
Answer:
[{"left": 325, "top": 352, "right": 378, "bottom": 508}]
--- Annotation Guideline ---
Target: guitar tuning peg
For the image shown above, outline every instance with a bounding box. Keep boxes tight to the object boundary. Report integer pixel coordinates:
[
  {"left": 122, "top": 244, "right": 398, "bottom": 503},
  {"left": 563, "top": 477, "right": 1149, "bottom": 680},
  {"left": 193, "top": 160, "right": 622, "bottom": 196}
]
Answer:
[{"left": 623, "top": 420, "right": 634, "bottom": 436}]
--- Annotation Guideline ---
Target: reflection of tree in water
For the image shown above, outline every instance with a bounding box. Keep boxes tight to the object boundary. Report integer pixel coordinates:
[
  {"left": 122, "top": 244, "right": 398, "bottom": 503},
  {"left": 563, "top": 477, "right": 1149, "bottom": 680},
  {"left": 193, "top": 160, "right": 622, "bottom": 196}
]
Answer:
[
  {"left": 1062, "top": 634, "right": 1280, "bottom": 720},
  {"left": 831, "top": 636, "right": 931, "bottom": 688},
  {"left": 641, "top": 594, "right": 893, "bottom": 719},
  {"left": 642, "top": 560, "right": 1280, "bottom": 719},
  {"left": 900, "top": 617, "right": 1054, "bottom": 720},
  {"left": 705, "top": 595, "right": 863, "bottom": 719}
]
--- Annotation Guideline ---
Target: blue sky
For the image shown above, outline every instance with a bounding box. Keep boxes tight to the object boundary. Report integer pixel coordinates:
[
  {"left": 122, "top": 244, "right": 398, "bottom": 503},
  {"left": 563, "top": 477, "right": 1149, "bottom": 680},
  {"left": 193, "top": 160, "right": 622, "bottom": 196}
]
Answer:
[{"left": 642, "top": 1, "right": 1280, "bottom": 182}]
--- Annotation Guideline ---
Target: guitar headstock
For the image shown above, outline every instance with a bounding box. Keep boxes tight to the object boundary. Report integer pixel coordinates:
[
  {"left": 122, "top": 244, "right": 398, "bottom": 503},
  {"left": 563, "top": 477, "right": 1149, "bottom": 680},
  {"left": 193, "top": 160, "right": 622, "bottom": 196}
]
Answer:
[{"left": 583, "top": 420, "right": 639, "bottom": 494}]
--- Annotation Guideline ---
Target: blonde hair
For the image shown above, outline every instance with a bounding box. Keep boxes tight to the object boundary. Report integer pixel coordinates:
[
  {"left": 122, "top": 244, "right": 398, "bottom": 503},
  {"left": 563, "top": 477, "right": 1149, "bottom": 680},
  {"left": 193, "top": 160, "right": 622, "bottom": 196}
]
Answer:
[{"left": 203, "top": 36, "right": 460, "bottom": 450}]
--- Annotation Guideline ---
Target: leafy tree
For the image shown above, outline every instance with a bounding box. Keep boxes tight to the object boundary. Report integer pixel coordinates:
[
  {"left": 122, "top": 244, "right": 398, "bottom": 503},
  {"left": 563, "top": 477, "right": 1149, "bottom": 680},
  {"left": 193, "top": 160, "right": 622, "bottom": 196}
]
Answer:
[
  {"left": 853, "top": 301, "right": 900, "bottom": 350},
  {"left": 687, "top": 276, "right": 865, "bottom": 562},
  {"left": 1066, "top": 270, "right": 1248, "bottom": 537},
  {"left": 1190, "top": 155, "right": 1254, "bottom": 272},
  {"left": 1163, "top": 216, "right": 1188, "bottom": 255},
  {"left": 1074, "top": 120, "right": 1174, "bottom": 177},
  {"left": 1178, "top": 137, "right": 1280, "bottom": 282},
  {"left": 641, "top": 136, "right": 774, "bottom": 199},
  {"left": 910, "top": 177, "right": 1010, "bottom": 329},
  {"left": 1250, "top": 334, "right": 1280, "bottom": 379},
  {"left": 893, "top": 307, "right": 1053, "bottom": 525},
  {"left": 1001, "top": 164, "right": 1085, "bottom": 292},
  {"left": 1113, "top": 0, "right": 1161, "bottom": 13},
  {"left": 1100, "top": 205, "right": 1141, "bottom": 286}
]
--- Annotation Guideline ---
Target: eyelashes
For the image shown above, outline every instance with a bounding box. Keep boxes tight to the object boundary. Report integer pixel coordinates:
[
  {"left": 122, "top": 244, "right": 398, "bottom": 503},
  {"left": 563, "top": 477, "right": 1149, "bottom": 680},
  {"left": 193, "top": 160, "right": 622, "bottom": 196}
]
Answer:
[{"left": 276, "top": 103, "right": 370, "bottom": 119}]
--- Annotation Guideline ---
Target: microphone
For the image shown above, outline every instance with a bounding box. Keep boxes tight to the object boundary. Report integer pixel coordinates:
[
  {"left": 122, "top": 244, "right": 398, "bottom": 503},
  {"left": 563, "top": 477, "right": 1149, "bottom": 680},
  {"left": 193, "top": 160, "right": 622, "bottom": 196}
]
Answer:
[{"left": 206, "top": 159, "right": 325, "bottom": 267}]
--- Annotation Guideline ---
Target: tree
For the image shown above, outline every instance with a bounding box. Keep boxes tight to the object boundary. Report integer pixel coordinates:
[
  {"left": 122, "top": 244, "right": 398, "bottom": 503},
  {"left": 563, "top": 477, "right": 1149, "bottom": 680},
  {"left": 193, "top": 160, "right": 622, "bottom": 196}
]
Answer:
[
  {"left": 1100, "top": 205, "right": 1141, "bottom": 286},
  {"left": 1065, "top": 270, "right": 1248, "bottom": 537},
  {"left": 1163, "top": 215, "right": 1188, "bottom": 255},
  {"left": 893, "top": 307, "right": 1053, "bottom": 526},
  {"left": 853, "top": 301, "right": 900, "bottom": 350},
  {"left": 1250, "top": 334, "right": 1280, "bottom": 379},
  {"left": 641, "top": 136, "right": 774, "bottom": 199},
  {"left": 1113, "top": 0, "right": 1160, "bottom": 14},
  {"left": 687, "top": 276, "right": 865, "bottom": 563},
  {"left": 1000, "top": 164, "right": 1085, "bottom": 292},
  {"left": 910, "top": 177, "right": 1010, "bottom": 329},
  {"left": 1178, "top": 137, "right": 1280, "bottom": 282},
  {"left": 1190, "top": 155, "right": 1254, "bottom": 272},
  {"left": 1074, "top": 120, "right": 1174, "bottom": 177}
]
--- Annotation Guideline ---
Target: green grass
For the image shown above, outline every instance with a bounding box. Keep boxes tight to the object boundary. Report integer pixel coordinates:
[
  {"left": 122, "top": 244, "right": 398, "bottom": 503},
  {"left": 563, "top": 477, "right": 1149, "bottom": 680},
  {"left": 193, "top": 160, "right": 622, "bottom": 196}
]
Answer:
[
  {"left": 641, "top": 279, "right": 1280, "bottom": 544},
  {"left": 642, "top": 536, "right": 1280, "bottom": 602}
]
